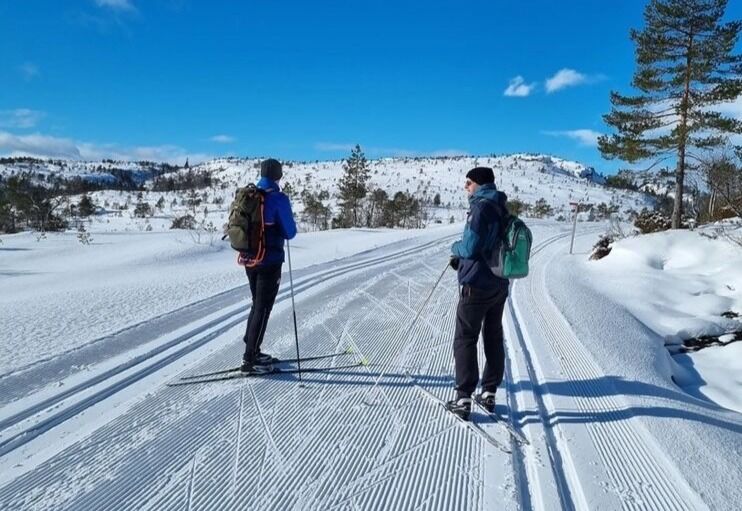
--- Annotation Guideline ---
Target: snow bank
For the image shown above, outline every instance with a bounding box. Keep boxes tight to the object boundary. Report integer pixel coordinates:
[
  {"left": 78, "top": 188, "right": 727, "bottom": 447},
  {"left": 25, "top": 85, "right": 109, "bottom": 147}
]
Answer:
[{"left": 585, "top": 228, "right": 742, "bottom": 413}]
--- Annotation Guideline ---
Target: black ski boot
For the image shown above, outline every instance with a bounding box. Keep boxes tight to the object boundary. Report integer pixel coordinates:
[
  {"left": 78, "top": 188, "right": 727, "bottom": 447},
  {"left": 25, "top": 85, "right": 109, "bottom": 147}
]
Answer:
[
  {"left": 446, "top": 397, "right": 472, "bottom": 421},
  {"left": 475, "top": 391, "right": 496, "bottom": 413},
  {"left": 241, "top": 359, "right": 273, "bottom": 375},
  {"left": 255, "top": 351, "right": 280, "bottom": 365}
]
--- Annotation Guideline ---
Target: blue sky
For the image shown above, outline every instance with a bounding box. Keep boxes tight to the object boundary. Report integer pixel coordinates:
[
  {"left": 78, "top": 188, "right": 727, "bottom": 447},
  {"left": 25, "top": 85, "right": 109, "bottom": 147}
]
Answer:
[{"left": 1, "top": 0, "right": 740, "bottom": 172}]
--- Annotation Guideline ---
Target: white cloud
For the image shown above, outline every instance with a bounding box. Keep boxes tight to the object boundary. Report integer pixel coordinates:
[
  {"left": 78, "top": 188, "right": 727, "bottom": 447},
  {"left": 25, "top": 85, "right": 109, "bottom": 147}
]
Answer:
[
  {"left": 0, "top": 109, "right": 45, "bottom": 129},
  {"left": 316, "top": 142, "right": 467, "bottom": 158},
  {"left": 95, "top": 0, "right": 136, "bottom": 11},
  {"left": 543, "top": 129, "right": 603, "bottom": 147},
  {"left": 315, "top": 142, "right": 355, "bottom": 152},
  {"left": 0, "top": 130, "right": 210, "bottom": 164},
  {"left": 431, "top": 149, "right": 469, "bottom": 157},
  {"left": 545, "top": 68, "right": 587, "bottom": 93},
  {"left": 504, "top": 76, "right": 536, "bottom": 97},
  {"left": 210, "top": 134, "right": 235, "bottom": 144},
  {"left": 19, "top": 62, "right": 40, "bottom": 81},
  {"left": 0, "top": 131, "right": 81, "bottom": 159}
]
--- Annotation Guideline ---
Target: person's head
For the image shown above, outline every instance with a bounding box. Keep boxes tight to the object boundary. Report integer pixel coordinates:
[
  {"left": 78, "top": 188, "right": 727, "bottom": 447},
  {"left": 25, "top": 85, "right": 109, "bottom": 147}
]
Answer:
[
  {"left": 260, "top": 158, "right": 283, "bottom": 182},
  {"left": 464, "top": 167, "right": 494, "bottom": 196}
]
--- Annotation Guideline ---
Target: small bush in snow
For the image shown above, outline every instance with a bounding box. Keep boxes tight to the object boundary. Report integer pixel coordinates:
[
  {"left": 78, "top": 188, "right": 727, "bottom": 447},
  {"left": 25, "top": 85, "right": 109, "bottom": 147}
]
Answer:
[
  {"left": 170, "top": 214, "right": 196, "bottom": 230},
  {"left": 77, "top": 225, "right": 93, "bottom": 245},
  {"left": 133, "top": 201, "right": 153, "bottom": 218},
  {"left": 507, "top": 198, "right": 527, "bottom": 216},
  {"left": 634, "top": 209, "right": 671, "bottom": 234},
  {"left": 589, "top": 234, "right": 613, "bottom": 260}
]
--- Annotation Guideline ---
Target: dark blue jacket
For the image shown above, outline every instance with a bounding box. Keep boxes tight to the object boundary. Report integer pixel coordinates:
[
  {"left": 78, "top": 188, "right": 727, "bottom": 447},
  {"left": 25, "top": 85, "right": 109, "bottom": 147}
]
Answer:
[
  {"left": 256, "top": 177, "right": 296, "bottom": 266},
  {"left": 451, "top": 184, "right": 509, "bottom": 290}
]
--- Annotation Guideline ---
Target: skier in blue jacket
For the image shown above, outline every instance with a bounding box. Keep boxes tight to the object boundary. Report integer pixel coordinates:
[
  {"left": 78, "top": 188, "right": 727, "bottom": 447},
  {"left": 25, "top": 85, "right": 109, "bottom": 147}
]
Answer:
[
  {"left": 241, "top": 158, "right": 297, "bottom": 373},
  {"left": 447, "top": 166, "right": 509, "bottom": 420}
]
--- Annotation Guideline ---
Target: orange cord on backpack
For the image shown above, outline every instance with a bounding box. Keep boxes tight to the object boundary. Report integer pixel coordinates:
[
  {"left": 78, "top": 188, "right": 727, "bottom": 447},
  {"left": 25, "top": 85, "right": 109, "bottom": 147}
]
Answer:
[{"left": 237, "top": 200, "right": 266, "bottom": 268}]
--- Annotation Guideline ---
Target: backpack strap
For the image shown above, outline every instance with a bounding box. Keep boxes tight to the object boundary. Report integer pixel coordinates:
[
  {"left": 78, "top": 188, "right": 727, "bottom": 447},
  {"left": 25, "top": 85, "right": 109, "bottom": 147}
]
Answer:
[{"left": 477, "top": 196, "right": 511, "bottom": 250}]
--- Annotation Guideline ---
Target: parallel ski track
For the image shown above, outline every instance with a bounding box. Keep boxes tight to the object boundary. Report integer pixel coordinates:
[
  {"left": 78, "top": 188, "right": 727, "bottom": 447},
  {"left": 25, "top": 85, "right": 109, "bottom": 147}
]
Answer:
[
  {"left": 0, "top": 234, "right": 457, "bottom": 459},
  {"left": 507, "top": 229, "right": 582, "bottom": 511},
  {"left": 245, "top": 265, "right": 480, "bottom": 511},
  {"left": 2, "top": 227, "right": 584, "bottom": 511},
  {"left": 509, "top": 227, "right": 708, "bottom": 511},
  {"left": 1, "top": 241, "right": 499, "bottom": 511}
]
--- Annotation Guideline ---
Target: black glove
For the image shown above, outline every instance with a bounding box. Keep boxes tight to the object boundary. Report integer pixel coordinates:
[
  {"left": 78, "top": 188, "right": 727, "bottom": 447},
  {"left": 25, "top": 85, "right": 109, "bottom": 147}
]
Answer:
[{"left": 449, "top": 256, "right": 460, "bottom": 270}]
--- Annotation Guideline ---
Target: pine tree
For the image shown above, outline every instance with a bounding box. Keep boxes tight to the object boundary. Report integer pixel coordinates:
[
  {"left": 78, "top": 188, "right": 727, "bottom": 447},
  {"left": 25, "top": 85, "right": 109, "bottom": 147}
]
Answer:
[
  {"left": 78, "top": 194, "right": 96, "bottom": 217},
  {"left": 598, "top": 0, "right": 742, "bottom": 228},
  {"left": 337, "top": 144, "right": 370, "bottom": 227}
]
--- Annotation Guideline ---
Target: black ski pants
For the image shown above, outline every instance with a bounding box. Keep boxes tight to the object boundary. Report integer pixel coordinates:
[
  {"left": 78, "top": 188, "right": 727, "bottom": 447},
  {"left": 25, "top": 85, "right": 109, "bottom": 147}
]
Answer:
[
  {"left": 243, "top": 263, "right": 282, "bottom": 363},
  {"left": 453, "top": 283, "right": 509, "bottom": 398}
]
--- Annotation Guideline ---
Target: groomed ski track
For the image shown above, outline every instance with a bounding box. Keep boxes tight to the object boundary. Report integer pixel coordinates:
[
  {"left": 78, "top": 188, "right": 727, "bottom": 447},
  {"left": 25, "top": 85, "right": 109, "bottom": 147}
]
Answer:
[{"left": 0, "top": 223, "right": 711, "bottom": 510}]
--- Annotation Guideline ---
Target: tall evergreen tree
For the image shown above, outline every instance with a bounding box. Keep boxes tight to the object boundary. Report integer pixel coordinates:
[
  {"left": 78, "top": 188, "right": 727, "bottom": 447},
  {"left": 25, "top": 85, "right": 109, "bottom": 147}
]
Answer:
[
  {"left": 337, "top": 144, "right": 370, "bottom": 227},
  {"left": 78, "top": 194, "right": 96, "bottom": 217},
  {"left": 598, "top": 0, "right": 742, "bottom": 228}
]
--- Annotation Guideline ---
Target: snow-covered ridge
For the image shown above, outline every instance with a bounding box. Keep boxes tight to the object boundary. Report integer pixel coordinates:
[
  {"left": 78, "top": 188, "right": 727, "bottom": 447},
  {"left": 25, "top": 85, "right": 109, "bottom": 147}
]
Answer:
[
  {"left": 0, "top": 157, "right": 178, "bottom": 187},
  {"left": 1, "top": 153, "right": 656, "bottom": 232}
]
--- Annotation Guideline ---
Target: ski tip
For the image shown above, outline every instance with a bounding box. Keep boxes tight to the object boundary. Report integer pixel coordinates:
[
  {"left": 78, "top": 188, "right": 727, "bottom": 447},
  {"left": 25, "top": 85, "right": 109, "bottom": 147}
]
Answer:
[
  {"left": 345, "top": 347, "right": 354, "bottom": 354},
  {"left": 360, "top": 358, "right": 370, "bottom": 366}
]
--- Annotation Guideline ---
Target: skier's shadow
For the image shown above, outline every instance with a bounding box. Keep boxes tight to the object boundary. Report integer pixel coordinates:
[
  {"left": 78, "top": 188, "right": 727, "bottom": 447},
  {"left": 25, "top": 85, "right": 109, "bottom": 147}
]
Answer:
[
  {"left": 273, "top": 369, "right": 742, "bottom": 434},
  {"left": 508, "top": 375, "right": 742, "bottom": 434}
]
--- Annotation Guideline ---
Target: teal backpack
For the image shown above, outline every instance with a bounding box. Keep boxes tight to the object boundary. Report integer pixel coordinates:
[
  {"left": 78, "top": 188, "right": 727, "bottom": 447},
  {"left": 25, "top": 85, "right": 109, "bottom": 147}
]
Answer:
[{"left": 488, "top": 205, "right": 532, "bottom": 279}]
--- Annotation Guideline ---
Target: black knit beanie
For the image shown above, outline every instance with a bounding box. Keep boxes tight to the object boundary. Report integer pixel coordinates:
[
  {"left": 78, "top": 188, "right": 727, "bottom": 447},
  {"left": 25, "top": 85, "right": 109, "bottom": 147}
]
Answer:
[
  {"left": 260, "top": 158, "right": 283, "bottom": 181},
  {"left": 466, "top": 166, "right": 494, "bottom": 185}
]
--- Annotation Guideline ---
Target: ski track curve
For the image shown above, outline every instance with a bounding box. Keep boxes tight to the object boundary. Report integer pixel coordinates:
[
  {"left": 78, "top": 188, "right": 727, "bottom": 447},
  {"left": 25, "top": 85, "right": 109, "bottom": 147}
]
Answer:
[{"left": 507, "top": 225, "right": 709, "bottom": 511}]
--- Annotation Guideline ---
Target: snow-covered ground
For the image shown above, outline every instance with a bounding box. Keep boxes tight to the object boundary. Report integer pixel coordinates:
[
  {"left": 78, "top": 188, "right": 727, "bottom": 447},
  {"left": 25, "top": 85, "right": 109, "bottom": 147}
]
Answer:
[
  {"left": 579, "top": 226, "right": 742, "bottom": 414},
  {"left": 1, "top": 219, "right": 740, "bottom": 510},
  {"left": 0, "top": 225, "right": 458, "bottom": 375}
]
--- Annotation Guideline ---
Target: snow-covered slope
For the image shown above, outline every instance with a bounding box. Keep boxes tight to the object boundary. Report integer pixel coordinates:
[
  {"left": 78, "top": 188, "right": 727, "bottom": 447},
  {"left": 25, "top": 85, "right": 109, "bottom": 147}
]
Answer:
[
  {"left": 3, "top": 153, "right": 654, "bottom": 234},
  {"left": 0, "top": 157, "right": 178, "bottom": 188}
]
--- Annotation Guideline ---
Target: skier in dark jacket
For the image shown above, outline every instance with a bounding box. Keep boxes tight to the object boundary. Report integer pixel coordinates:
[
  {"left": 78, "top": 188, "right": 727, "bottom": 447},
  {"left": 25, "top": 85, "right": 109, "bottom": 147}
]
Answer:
[
  {"left": 240, "top": 158, "right": 297, "bottom": 373},
  {"left": 446, "top": 166, "right": 509, "bottom": 420}
]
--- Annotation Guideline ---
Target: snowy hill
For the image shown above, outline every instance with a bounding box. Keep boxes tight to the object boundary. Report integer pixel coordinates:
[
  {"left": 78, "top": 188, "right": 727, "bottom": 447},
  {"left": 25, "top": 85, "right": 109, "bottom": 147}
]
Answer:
[
  {"left": 0, "top": 157, "right": 179, "bottom": 188},
  {"left": 1, "top": 153, "right": 655, "bottom": 233}
]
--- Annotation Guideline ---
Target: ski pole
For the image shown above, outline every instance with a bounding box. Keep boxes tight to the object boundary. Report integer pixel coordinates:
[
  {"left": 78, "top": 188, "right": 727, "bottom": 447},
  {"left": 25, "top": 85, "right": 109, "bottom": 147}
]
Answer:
[
  {"left": 362, "top": 261, "right": 449, "bottom": 404},
  {"left": 286, "top": 239, "right": 302, "bottom": 385},
  {"left": 406, "top": 263, "right": 448, "bottom": 338}
]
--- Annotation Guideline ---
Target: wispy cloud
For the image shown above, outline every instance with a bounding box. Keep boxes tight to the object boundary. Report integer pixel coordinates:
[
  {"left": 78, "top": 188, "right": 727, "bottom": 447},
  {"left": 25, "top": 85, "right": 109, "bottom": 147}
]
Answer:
[
  {"left": 209, "top": 134, "right": 235, "bottom": 144},
  {"left": 315, "top": 142, "right": 467, "bottom": 158},
  {"left": 94, "top": 0, "right": 136, "bottom": 12},
  {"left": 79, "top": 0, "right": 139, "bottom": 34},
  {"left": 504, "top": 76, "right": 536, "bottom": 97},
  {"left": 543, "top": 129, "right": 603, "bottom": 147},
  {"left": 431, "top": 149, "right": 469, "bottom": 157},
  {"left": 0, "top": 132, "right": 81, "bottom": 159},
  {"left": 0, "top": 130, "right": 210, "bottom": 164},
  {"left": 19, "top": 62, "right": 40, "bottom": 81},
  {"left": 315, "top": 142, "right": 355, "bottom": 153},
  {"left": 545, "top": 68, "right": 587, "bottom": 93},
  {"left": 0, "top": 109, "right": 45, "bottom": 129}
]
